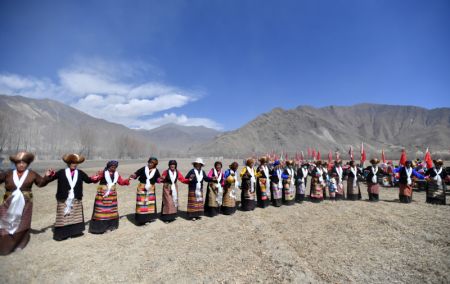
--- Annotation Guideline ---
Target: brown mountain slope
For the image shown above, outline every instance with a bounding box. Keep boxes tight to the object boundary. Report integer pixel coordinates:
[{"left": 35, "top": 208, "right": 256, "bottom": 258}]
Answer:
[{"left": 191, "top": 104, "right": 450, "bottom": 158}]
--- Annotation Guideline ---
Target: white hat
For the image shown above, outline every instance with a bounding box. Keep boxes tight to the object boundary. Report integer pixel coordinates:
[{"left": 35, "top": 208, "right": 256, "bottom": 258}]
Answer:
[{"left": 192, "top": 158, "right": 204, "bottom": 166}]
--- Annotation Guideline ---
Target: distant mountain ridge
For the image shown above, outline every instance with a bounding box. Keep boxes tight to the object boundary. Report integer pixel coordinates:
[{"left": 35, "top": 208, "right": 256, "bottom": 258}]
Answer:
[
  {"left": 0, "top": 95, "right": 219, "bottom": 159},
  {"left": 1, "top": 94, "right": 449, "bottom": 160},
  {"left": 191, "top": 104, "right": 450, "bottom": 158}
]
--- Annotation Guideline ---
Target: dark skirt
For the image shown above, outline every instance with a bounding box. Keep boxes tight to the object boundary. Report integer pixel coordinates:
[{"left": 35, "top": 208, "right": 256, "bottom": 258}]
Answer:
[
  {"left": 426, "top": 181, "right": 446, "bottom": 205},
  {"left": 257, "top": 178, "right": 271, "bottom": 208},
  {"left": 205, "top": 206, "right": 220, "bottom": 217},
  {"left": 54, "top": 223, "right": 85, "bottom": 241},
  {"left": 240, "top": 181, "right": 256, "bottom": 211},
  {"left": 221, "top": 205, "right": 236, "bottom": 215},
  {"left": 399, "top": 195, "right": 412, "bottom": 203},
  {"left": 296, "top": 194, "right": 305, "bottom": 202},
  {"left": 89, "top": 219, "right": 119, "bottom": 234},
  {"left": 399, "top": 184, "right": 413, "bottom": 203},
  {"left": 347, "top": 194, "right": 359, "bottom": 201},
  {"left": 368, "top": 193, "right": 379, "bottom": 202},
  {"left": 54, "top": 199, "right": 85, "bottom": 240},
  {"left": 241, "top": 199, "right": 256, "bottom": 211}
]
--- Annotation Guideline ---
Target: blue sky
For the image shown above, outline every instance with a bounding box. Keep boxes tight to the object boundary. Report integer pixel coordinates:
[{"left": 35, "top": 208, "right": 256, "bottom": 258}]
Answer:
[{"left": 1, "top": 0, "right": 449, "bottom": 130}]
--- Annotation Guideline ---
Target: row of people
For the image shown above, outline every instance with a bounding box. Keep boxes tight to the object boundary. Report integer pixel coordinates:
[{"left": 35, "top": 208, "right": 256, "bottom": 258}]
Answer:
[{"left": 0, "top": 152, "right": 447, "bottom": 255}]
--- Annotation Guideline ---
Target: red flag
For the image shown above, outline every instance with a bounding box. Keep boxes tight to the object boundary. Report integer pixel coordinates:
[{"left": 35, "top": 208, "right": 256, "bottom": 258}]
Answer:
[
  {"left": 360, "top": 142, "right": 366, "bottom": 164},
  {"left": 399, "top": 149, "right": 407, "bottom": 166},
  {"left": 312, "top": 149, "right": 316, "bottom": 160},
  {"left": 349, "top": 146, "right": 354, "bottom": 161},
  {"left": 317, "top": 150, "right": 321, "bottom": 161},
  {"left": 328, "top": 150, "right": 332, "bottom": 163},
  {"left": 381, "top": 149, "right": 386, "bottom": 164},
  {"left": 424, "top": 148, "right": 433, "bottom": 168}
]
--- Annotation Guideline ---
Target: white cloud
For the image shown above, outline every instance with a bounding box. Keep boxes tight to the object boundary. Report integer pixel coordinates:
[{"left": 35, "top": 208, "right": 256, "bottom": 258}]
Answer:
[
  {"left": 129, "top": 113, "right": 223, "bottom": 130},
  {"left": 0, "top": 58, "right": 221, "bottom": 130}
]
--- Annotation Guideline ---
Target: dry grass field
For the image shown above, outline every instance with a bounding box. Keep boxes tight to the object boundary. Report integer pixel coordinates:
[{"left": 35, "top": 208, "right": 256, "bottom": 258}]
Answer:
[{"left": 0, "top": 158, "right": 449, "bottom": 283}]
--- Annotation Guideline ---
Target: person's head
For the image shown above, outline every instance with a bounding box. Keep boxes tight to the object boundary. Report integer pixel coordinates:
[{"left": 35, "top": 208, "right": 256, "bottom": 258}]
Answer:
[
  {"left": 246, "top": 158, "right": 255, "bottom": 168},
  {"left": 168, "top": 160, "right": 177, "bottom": 171},
  {"left": 405, "top": 160, "right": 412, "bottom": 168},
  {"left": 370, "top": 158, "right": 380, "bottom": 166},
  {"left": 106, "top": 160, "right": 119, "bottom": 172},
  {"left": 10, "top": 152, "right": 35, "bottom": 173},
  {"left": 335, "top": 160, "right": 342, "bottom": 166},
  {"left": 214, "top": 161, "right": 222, "bottom": 171},
  {"left": 192, "top": 158, "right": 204, "bottom": 170},
  {"left": 273, "top": 160, "right": 280, "bottom": 169},
  {"left": 62, "top": 153, "right": 85, "bottom": 170},
  {"left": 433, "top": 159, "right": 443, "bottom": 169},
  {"left": 302, "top": 163, "right": 308, "bottom": 169},
  {"left": 229, "top": 162, "right": 239, "bottom": 171},
  {"left": 315, "top": 160, "right": 322, "bottom": 168},
  {"left": 147, "top": 157, "right": 158, "bottom": 169},
  {"left": 259, "top": 156, "right": 268, "bottom": 166},
  {"left": 349, "top": 160, "right": 355, "bottom": 167},
  {"left": 286, "top": 160, "right": 294, "bottom": 168}
]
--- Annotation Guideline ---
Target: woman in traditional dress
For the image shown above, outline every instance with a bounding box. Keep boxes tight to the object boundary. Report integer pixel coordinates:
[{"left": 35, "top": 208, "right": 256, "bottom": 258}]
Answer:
[
  {"left": 205, "top": 161, "right": 225, "bottom": 217},
  {"left": 295, "top": 163, "right": 309, "bottom": 202},
  {"left": 89, "top": 160, "right": 130, "bottom": 233},
  {"left": 256, "top": 156, "right": 271, "bottom": 208},
  {"left": 221, "top": 162, "right": 239, "bottom": 215},
  {"left": 345, "top": 160, "right": 362, "bottom": 201},
  {"left": 424, "top": 159, "right": 447, "bottom": 205},
  {"left": 159, "top": 160, "right": 190, "bottom": 222},
  {"left": 331, "top": 160, "right": 345, "bottom": 200},
  {"left": 365, "top": 158, "right": 384, "bottom": 202},
  {"left": 269, "top": 160, "right": 286, "bottom": 207},
  {"left": 47, "top": 154, "right": 93, "bottom": 241},
  {"left": 0, "top": 152, "right": 52, "bottom": 255},
  {"left": 240, "top": 158, "right": 257, "bottom": 211},
  {"left": 185, "top": 158, "right": 213, "bottom": 220},
  {"left": 309, "top": 161, "right": 325, "bottom": 203},
  {"left": 129, "top": 157, "right": 160, "bottom": 225},
  {"left": 282, "top": 160, "right": 296, "bottom": 205},
  {"left": 393, "top": 160, "right": 424, "bottom": 203}
]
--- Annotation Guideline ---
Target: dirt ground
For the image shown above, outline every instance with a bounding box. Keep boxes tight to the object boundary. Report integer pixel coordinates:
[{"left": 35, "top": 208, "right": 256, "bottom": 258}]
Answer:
[{"left": 0, "top": 158, "right": 449, "bottom": 283}]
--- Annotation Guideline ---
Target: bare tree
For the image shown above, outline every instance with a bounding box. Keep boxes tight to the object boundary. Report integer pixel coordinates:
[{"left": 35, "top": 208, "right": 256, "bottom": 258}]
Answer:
[{"left": 78, "top": 124, "right": 96, "bottom": 159}]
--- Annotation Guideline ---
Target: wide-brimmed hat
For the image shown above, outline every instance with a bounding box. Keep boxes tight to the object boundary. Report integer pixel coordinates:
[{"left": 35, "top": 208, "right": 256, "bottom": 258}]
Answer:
[
  {"left": 10, "top": 151, "right": 35, "bottom": 164},
  {"left": 246, "top": 158, "right": 255, "bottom": 166},
  {"left": 335, "top": 159, "right": 342, "bottom": 165},
  {"left": 370, "top": 158, "right": 380, "bottom": 164},
  {"left": 286, "top": 160, "right": 294, "bottom": 166},
  {"left": 259, "top": 156, "right": 268, "bottom": 164},
  {"left": 62, "top": 154, "right": 85, "bottom": 164},
  {"left": 433, "top": 159, "right": 444, "bottom": 166},
  {"left": 192, "top": 158, "right": 204, "bottom": 166},
  {"left": 315, "top": 160, "right": 322, "bottom": 166}
]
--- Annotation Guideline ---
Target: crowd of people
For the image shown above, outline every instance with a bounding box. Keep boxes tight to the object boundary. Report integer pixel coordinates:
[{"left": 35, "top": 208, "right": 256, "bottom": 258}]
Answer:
[{"left": 0, "top": 151, "right": 447, "bottom": 256}]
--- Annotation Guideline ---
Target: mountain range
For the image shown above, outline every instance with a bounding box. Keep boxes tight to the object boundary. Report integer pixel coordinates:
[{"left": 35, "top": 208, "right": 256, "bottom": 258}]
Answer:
[{"left": 1, "top": 94, "right": 449, "bottom": 160}]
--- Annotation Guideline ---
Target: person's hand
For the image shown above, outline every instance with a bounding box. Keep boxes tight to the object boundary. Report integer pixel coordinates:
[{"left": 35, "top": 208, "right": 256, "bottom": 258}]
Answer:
[{"left": 45, "top": 168, "right": 55, "bottom": 177}]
